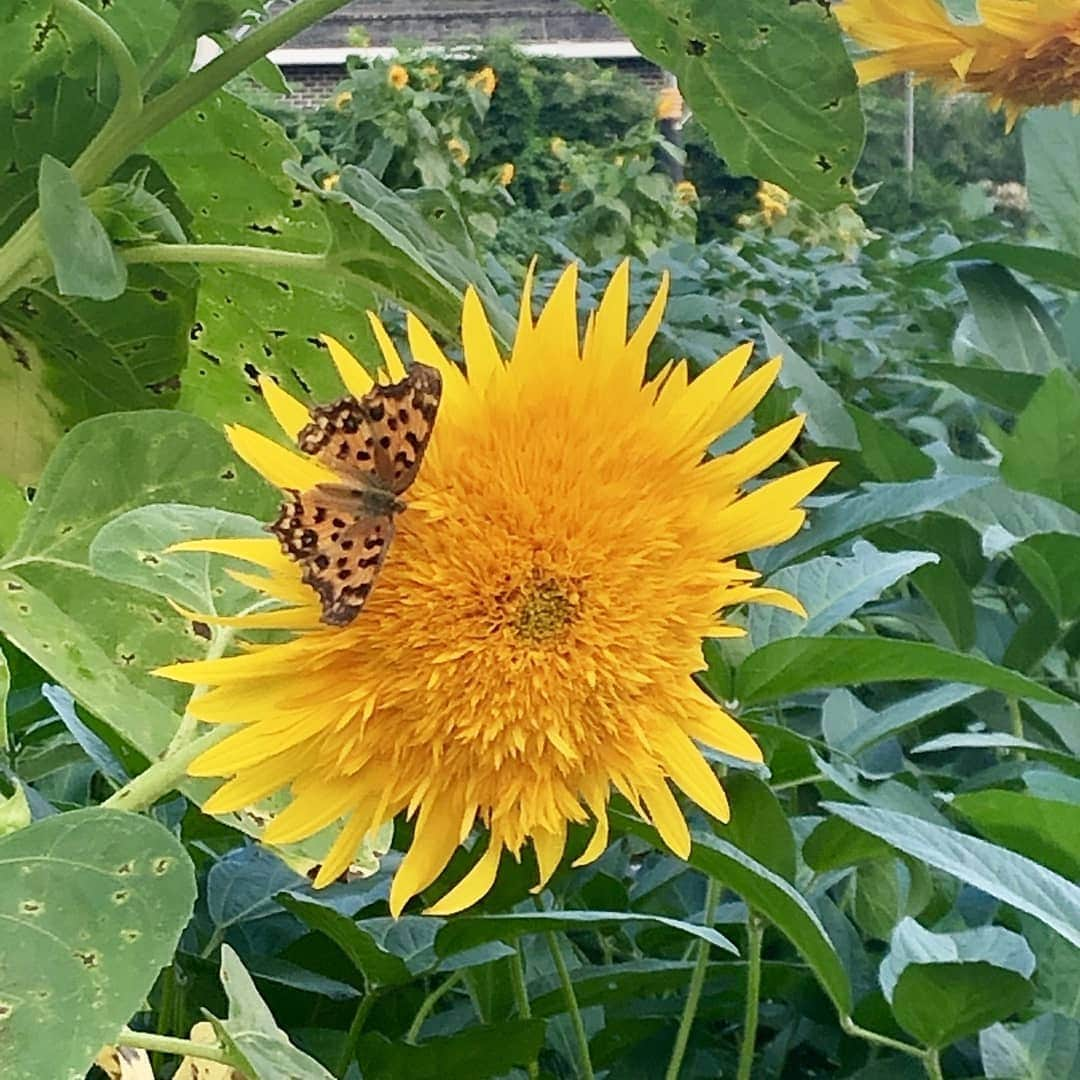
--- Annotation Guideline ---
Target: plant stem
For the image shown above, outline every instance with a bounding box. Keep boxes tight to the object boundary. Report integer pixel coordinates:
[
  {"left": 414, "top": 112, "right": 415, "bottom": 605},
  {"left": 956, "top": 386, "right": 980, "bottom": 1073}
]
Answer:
[
  {"left": 123, "top": 242, "right": 330, "bottom": 273},
  {"left": 1006, "top": 696, "right": 1027, "bottom": 760},
  {"left": 664, "top": 878, "right": 721, "bottom": 1080},
  {"left": 102, "top": 726, "right": 232, "bottom": 813},
  {"left": 336, "top": 990, "right": 378, "bottom": 1077},
  {"left": 735, "top": 912, "right": 765, "bottom": 1080},
  {"left": 840, "top": 1015, "right": 926, "bottom": 1060},
  {"left": 118, "top": 1028, "right": 234, "bottom": 1066},
  {"left": 72, "top": 0, "right": 353, "bottom": 193},
  {"left": 924, "top": 1048, "right": 945, "bottom": 1080},
  {"left": 546, "top": 932, "right": 595, "bottom": 1080},
  {"left": 406, "top": 970, "right": 466, "bottom": 1044},
  {"left": 509, "top": 948, "right": 540, "bottom": 1080}
]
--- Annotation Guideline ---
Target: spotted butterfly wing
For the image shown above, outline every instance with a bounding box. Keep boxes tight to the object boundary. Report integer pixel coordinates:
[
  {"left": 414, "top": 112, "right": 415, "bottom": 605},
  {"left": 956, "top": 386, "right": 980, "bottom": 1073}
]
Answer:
[{"left": 270, "top": 363, "right": 442, "bottom": 625}]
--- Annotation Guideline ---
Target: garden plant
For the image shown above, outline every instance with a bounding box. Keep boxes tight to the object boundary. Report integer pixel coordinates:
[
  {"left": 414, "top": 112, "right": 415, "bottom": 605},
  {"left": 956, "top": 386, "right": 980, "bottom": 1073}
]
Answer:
[{"left": 2, "top": 1, "right": 1080, "bottom": 1079}]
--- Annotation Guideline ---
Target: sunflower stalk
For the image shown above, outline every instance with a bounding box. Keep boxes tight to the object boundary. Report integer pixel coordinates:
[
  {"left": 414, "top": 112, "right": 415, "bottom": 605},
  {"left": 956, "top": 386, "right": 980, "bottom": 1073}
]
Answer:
[
  {"left": 735, "top": 911, "right": 765, "bottom": 1080},
  {"left": 406, "top": 970, "right": 466, "bottom": 1043},
  {"left": 509, "top": 948, "right": 540, "bottom": 1080},
  {"left": 664, "top": 877, "right": 721, "bottom": 1080},
  {"left": 117, "top": 1028, "right": 238, "bottom": 1068},
  {"left": 546, "top": 931, "right": 595, "bottom": 1080}
]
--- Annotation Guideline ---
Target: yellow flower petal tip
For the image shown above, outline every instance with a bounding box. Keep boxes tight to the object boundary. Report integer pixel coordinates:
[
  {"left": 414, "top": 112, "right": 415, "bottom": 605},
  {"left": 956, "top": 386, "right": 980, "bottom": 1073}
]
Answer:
[{"left": 172, "top": 261, "right": 831, "bottom": 914}]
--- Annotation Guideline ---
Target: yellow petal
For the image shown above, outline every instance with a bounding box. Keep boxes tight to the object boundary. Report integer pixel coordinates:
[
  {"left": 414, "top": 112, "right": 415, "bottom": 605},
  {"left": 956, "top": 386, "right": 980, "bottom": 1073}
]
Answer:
[
  {"left": 460, "top": 286, "right": 503, "bottom": 389},
  {"left": 168, "top": 537, "right": 287, "bottom": 570},
  {"left": 625, "top": 271, "right": 670, "bottom": 369},
  {"left": 321, "top": 333, "right": 374, "bottom": 398},
  {"left": 572, "top": 807, "right": 610, "bottom": 867},
  {"left": 641, "top": 780, "right": 691, "bottom": 859},
  {"left": 201, "top": 746, "right": 312, "bottom": 814},
  {"left": 659, "top": 726, "right": 731, "bottom": 822},
  {"left": 590, "top": 258, "right": 630, "bottom": 361},
  {"left": 263, "top": 781, "right": 359, "bottom": 844},
  {"left": 426, "top": 839, "right": 503, "bottom": 915},
  {"left": 313, "top": 810, "right": 372, "bottom": 888},
  {"left": 258, "top": 376, "right": 310, "bottom": 440},
  {"left": 367, "top": 312, "right": 408, "bottom": 381},
  {"left": 225, "top": 424, "right": 338, "bottom": 491},
  {"left": 531, "top": 822, "right": 567, "bottom": 891},
  {"left": 389, "top": 800, "right": 464, "bottom": 916}
]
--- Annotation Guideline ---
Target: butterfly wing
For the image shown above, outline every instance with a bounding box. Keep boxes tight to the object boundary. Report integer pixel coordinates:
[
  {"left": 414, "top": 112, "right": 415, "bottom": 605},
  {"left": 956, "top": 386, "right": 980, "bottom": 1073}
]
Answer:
[
  {"left": 296, "top": 363, "right": 442, "bottom": 495},
  {"left": 271, "top": 485, "right": 395, "bottom": 626}
]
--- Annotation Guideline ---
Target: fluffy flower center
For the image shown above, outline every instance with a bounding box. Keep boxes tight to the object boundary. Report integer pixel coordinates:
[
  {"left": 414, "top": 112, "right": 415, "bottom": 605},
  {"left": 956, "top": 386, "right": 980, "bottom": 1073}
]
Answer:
[{"left": 509, "top": 573, "right": 580, "bottom": 644}]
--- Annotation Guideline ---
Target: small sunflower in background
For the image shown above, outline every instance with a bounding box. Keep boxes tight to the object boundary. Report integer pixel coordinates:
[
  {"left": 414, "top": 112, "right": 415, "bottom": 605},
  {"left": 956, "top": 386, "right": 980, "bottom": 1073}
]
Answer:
[
  {"left": 467, "top": 65, "right": 498, "bottom": 96},
  {"left": 387, "top": 63, "right": 409, "bottom": 91},
  {"left": 447, "top": 136, "right": 470, "bottom": 167},
  {"left": 157, "top": 263, "right": 832, "bottom": 916},
  {"left": 497, "top": 162, "right": 516, "bottom": 186},
  {"left": 837, "top": 0, "right": 1080, "bottom": 130}
]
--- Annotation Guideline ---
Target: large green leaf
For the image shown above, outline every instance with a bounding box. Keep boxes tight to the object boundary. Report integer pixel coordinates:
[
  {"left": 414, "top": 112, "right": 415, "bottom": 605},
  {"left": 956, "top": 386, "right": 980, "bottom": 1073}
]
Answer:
[
  {"left": 956, "top": 263, "right": 1063, "bottom": 374},
  {"left": 832, "top": 683, "right": 979, "bottom": 756},
  {"left": 823, "top": 803, "right": 1080, "bottom": 949},
  {"left": 1000, "top": 368, "right": 1080, "bottom": 513},
  {"left": 749, "top": 542, "right": 936, "bottom": 646},
  {"left": 1022, "top": 106, "right": 1080, "bottom": 255},
  {"left": 586, "top": 0, "right": 863, "bottom": 210},
  {"left": 918, "top": 362, "right": 1042, "bottom": 413},
  {"left": 736, "top": 637, "right": 1069, "bottom": 706},
  {"left": 933, "top": 242, "right": 1080, "bottom": 292},
  {"left": 1011, "top": 533, "right": 1080, "bottom": 622},
  {"left": 942, "top": 481, "right": 1080, "bottom": 558},
  {"left": 950, "top": 790, "right": 1080, "bottom": 881},
  {"left": 981, "top": 1013, "right": 1080, "bottom": 1080},
  {"left": 0, "top": 808, "right": 196, "bottom": 1080},
  {"left": 614, "top": 812, "right": 853, "bottom": 1014}
]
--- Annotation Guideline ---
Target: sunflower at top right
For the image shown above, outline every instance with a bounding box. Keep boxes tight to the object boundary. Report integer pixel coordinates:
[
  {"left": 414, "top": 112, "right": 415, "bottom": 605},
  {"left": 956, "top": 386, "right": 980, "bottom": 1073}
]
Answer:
[{"left": 836, "top": 0, "right": 1080, "bottom": 130}]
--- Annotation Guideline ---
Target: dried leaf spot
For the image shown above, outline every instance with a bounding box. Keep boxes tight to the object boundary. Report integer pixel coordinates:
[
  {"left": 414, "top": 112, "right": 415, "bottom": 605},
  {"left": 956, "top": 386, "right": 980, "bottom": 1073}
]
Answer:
[
  {"left": 4, "top": 580, "right": 24, "bottom": 592},
  {"left": 249, "top": 222, "right": 282, "bottom": 235},
  {"left": 19, "top": 899, "right": 43, "bottom": 915},
  {"left": 138, "top": 552, "right": 160, "bottom": 566},
  {"left": 112, "top": 889, "right": 129, "bottom": 904},
  {"left": 149, "top": 288, "right": 168, "bottom": 302},
  {"left": 0, "top": 1002, "right": 12, "bottom": 1019},
  {"left": 117, "top": 860, "right": 134, "bottom": 875},
  {"left": 190, "top": 321, "right": 204, "bottom": 341},
  {"left": 120, "top": 929, "right": 141, "bottom": 943},
  {"left": 73, "top": 949, "right": 99, "bottom": 968},
  {"left": 685, "top": 38, "right": 707, "bottom": 56},
  {"left": 815, "top": 153, "right": 833, "bottom": 172},
  {"left": 192, "top": 621, "right": 212, "bottom": 640},
  {"left": 153, "top": 856, "right": 174, "bottom": 875}
]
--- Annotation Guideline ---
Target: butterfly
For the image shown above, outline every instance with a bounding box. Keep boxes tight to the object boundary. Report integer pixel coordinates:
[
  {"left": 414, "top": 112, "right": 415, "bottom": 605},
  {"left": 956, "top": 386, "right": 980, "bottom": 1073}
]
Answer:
[{"left": 270, "top": 362, "right": 442, "bottom": 625}]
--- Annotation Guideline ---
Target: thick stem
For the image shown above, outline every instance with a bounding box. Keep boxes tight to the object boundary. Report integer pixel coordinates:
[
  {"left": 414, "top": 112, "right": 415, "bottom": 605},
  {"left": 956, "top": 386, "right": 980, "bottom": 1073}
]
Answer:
[
  {"left": 840, "top": 1015, "right": 926, "bottom": 1060},
  {"left": 1007, "top": 697, "right": 1027, "bottom": 760},
  {"left": 102, "top": 726, "right": 232, "bottom": 813},
  {"left": 664, "top": 878, "right": 721, "bottom": 1080},
  {"left": 118, "top": 1028, "right": 234, "bottom": 1066},
  {"left": 924, "top": 1048, "right": 945, "bottom": 1080},
  {"left": 406, "top": 970, "right": 465, "bottom": 1043},
  {"left": 122, "top": 242, "right": 330, "bottom": 273},
  {"left": 336, "top": 990, "right": 378, "bottom": 1077},
  {"left": 509, "top": 948, "right": 540, "bottom": 1080},
  {"left": 735, "top": 912, "right": 765, "bottom": 1080},
  {"left": 546, "top": 932, "right": 595, "bottom": 1080},
  {"left": 72, "top": 0, "right": 353, "bottom": 192}
]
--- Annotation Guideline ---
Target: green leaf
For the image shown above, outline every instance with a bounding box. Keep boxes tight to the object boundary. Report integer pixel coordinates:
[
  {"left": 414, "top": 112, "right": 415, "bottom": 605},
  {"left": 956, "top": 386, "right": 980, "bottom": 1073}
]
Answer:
[
  {"left": 803, "top": 816, "right": 894, "bottom": 873},
  {"left": 0, "top": 782, "right": 31, "bottom": 837},
  {"left": 592, "top": 0, "right": 863, "bottom": 210},
  {"left": 356, "top": 1021, "right": 547, "bottom": 1080},
  {"left": 943, "top": 481, "right": 1080, "bottom": 558},
  {"left": 892, "top": 963, "right": 1034, "bottom": 1048},
  {"left": 717, "top": 772, "right": 796, "bottom": 881},
  {"left": 0, "top": 476, "right": 28, "bottom": 553},
  {"left": 206, "top": 846, "right": 304, "bottom": 936},
  {"left": 749, "top": 542, "right": 937, "bottom": 646},
  {"left": 89, "top": 503, "right": 265, "bottom": 615},
  {"left": 0, "top": 808, "right": 196, "bottom": 1080},
  {"left": 761, "top": 320, "right": 858, "bottom": 449},
  {"left": 918, "top": 362, "right": 1042, "bottom": 413},
  {"left": 1000, "top": 369, "right": 1080, "bottom": 513},
  {"left": 950, "top": 790, "right": 1080, "bottom": 881},
  {"left": 1023, "top": 106, "right": 1080, "bottom": 255},
  {"left": 823, "top": 803, "right": 1080, "bottom": 949},
  {"left": 209, "top": 945, "right": 337, "bottom": 1080},
  {"left": 981, "top": 1013, "right": 1080, "bottom": 1080},
  {"left": 436, "top": 908, "right": 737, "bottom": 960},
  {"left": 736, "top": 637, "right": 1069, "bottom": 706},
  {"left": 0, "top": 648, "right": 8, "bottom": 753},
  {"left": 933, "top": 242, "right": 1080, "bottom": 292},
  {"left": 757, "top": 475, "right": 990, "bottom": 573},
  {"left": 37, "top": 154, "right": 126, "bottom": 300},
  {"left": 613, "top": 811, "right": 853, "bottom": 1013},
  {"left": 912, "top": 732, "right": 1079, "bottom": 776},
  {"left": 845, "top": 406, "right": 935, "bottom": 482},
  {"left": 1012, "top": 533, "right": 1080, "bottom": 621},
  {"left": 956, "top": 263, "right": 1063, "bottom": 373},
  {"left": 852, "top": 858, "right": 910, "bottom": 941},
  {"left": 833, "top": 683, "right": 980, "bottom": 756}
]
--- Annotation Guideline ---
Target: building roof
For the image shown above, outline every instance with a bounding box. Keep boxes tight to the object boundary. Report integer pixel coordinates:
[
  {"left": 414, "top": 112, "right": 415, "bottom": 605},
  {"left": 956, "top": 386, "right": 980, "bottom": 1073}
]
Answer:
[{"left": 269, "top": 0, "right": 624, "bottom": 48}]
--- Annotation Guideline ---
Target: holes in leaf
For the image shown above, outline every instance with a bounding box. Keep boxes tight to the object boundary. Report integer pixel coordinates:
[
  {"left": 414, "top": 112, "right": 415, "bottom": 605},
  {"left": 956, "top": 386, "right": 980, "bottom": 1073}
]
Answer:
[
  {"left": 686, "top": 38, "right": 707, "bottom": 56},
  {"left": 19, "top": 899, "right": 42, "bottom": 915},
  {"left": 219, "top": 468, "right": 235, "bottom": 480},
  {"left": 73, "top": 950, "right": 99, "bottom": 968},
  {"left": 112, "top": 890, "right": 129, "bottom": 904},
  {"left": 149, "top": 288, "right": 168, "bottom": 302},
  {"left": 117, "top": 861, "right": 134, "bottom": 875},
  {"left": 199, "top": 349, "right": 222, "bottom": 366},
  {"left": 190, "top": 321, "right": 204, "bottom": 341},
  {"left": 815, "top": 153, "right": 833, "bottom": 172},
  {"left": 120, "top": 928, "right": 141, "bottom": 943},
  {"left": 153, "top": 857, "right": 174, "bottom": 875},
  {"left": 248, "top": 222, "right": 282, "bottom": 235},
  {"left": 291, "top": 367, "right": 312, "bottom": 393},
  {"left": 192, "top": 621, "right": 212, "bottom": 641}
]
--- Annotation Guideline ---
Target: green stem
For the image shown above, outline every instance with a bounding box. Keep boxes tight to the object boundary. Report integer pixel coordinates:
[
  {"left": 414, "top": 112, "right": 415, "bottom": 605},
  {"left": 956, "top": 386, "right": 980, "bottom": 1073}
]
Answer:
[
  {"left": 546, "top": 932, "right": 595, "bottom": 1080},
  {"left": 123, "top": 242, "right": 330, "bottom": 273},
  {"left": 509, "top": 948, "right": 540, "bottom": 1080},
  {"left": 118, "top": 1028, "right": 234, "bottom": 1066},
  {"left": 665, "top": 878, "right": 721, "bottom": 1080},
  {"left": 840, "top": 1015, "right": 926, "bottom": 1060},
  {"left": 102, "top": 726, "right": 232, "bottom": 813},
  {"left": 336, "top": 990, "right": 378, "bottom": 1077},
  {"left": 72, "top": 0, "right": 352, "bottom": 192},
  {"left": 406, "top": 970, "right": 466, "bottom": 1043},
  {"left": 924, "top": 1048, "right": 945, "bottom": 1080},
  {"left": 735, "top": 912, "right": 765, "bottom": 1080},
  {"left": 1007, "top": 696, "right": 1027, "bottom": 760}
]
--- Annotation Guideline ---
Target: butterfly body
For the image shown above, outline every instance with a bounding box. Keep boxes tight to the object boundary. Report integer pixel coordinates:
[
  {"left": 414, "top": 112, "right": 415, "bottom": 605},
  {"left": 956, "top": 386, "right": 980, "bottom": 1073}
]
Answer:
[{"left": 270, "top": 362, "right": 442, "bottom": 625}]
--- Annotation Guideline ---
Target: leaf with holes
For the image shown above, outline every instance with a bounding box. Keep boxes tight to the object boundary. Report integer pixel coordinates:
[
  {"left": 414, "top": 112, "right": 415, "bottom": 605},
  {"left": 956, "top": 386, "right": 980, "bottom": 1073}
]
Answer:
[
  {"left": 584, "top": 0, "right": 863, "bottom": 209},
  {"left": 0, "top": 808, "right": 195, "bottom": 1080}
]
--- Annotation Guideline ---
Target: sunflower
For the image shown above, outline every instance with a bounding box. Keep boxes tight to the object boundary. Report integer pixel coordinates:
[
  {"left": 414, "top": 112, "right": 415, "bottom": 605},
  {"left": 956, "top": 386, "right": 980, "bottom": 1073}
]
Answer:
[
  {"left": 837, "top": 0, "right": 1080, "bottom": 130},
  {"left": 467, "top": 65, "right": 498, "bottom": 96},
  {"left": 387, "top": 63, "right": 409, "bottom": 91},
  {"left": 156, "top": 263, "right": 832, "bottom": 916},
  {"left": 497, "top": 162, "right": 515, "bottom": 186}
]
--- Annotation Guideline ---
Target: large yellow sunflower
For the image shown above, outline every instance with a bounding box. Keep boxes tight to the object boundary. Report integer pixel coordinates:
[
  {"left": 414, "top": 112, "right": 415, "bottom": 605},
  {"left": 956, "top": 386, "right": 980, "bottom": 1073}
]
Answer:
[
  {"left": 837, "top": 0, "right": 1080, "bottom": 129},
  {"left": 156, "top": 263, "right": 832, "bottom": 916}
]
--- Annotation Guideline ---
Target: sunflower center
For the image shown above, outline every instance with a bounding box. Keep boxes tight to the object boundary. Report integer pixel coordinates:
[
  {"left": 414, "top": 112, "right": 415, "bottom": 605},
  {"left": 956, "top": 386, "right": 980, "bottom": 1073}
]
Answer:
[{"left": 512, "top": 576, "right": 577, "bottom": 643}]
